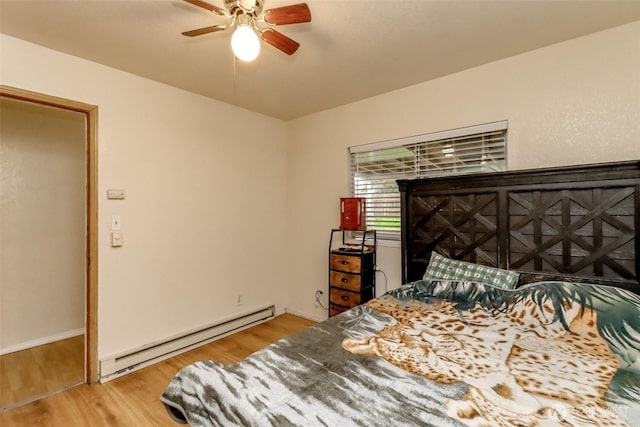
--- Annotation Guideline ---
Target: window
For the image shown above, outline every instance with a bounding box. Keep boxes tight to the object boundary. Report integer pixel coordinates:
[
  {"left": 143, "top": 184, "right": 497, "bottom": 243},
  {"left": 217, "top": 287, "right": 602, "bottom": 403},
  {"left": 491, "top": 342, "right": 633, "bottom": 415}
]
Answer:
[{"left": 350, "top": 121, "right": 507, "bottom": 240}]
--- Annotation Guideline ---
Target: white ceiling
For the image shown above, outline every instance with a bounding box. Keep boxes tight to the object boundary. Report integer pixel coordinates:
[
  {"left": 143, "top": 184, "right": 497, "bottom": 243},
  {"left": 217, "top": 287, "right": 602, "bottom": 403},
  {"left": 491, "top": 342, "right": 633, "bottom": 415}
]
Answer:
[{"left": 2, "top": 0, "right": 640, "bottom": 121}]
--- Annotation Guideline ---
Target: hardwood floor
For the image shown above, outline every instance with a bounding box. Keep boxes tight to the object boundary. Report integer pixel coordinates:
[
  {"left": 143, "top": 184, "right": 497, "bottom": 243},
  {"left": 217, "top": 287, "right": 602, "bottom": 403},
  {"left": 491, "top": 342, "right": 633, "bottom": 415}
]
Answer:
[
  {"left": 0, "top": 335, "right": 84, "bottom": 409},
  {"left": 0, "top": 314, "right": 316, "bottom": 426}
]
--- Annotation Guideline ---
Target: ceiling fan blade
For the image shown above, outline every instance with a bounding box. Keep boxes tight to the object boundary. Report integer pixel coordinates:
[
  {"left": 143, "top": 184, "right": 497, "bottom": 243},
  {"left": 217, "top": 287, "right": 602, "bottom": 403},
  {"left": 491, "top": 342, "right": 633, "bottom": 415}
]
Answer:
[
  {"left": 182, "top": 25, "right": 227, "bottom": 37},
  {"left": 264, "top": 3, "right": 311, "bottom": 25},
  {"left": 261, "top": 29, "right": 300, "bottom": 55},
  {"left": 183, "top": 0, "right": 226, "bottom": 15}
]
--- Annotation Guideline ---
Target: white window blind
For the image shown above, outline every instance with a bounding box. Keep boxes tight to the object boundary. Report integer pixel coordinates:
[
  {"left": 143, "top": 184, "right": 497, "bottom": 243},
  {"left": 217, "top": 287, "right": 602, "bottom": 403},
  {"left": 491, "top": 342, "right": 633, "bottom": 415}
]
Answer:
[{"left": 350, "top": 123, "right": 507, "bottom": 240}]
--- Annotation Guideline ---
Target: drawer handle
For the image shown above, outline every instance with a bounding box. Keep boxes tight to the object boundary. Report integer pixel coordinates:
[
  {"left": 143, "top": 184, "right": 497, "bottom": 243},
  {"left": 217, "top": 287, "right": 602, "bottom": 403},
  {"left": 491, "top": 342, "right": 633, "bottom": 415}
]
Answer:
[
  {"left": 341, "top": 278, "right": 348, "bottom": 283},
  {"left": 341, "top": 260, "right": 349, "bottom": 265},
  {"left": 341, "top": 295, "right": 349, "bottom": 301}
]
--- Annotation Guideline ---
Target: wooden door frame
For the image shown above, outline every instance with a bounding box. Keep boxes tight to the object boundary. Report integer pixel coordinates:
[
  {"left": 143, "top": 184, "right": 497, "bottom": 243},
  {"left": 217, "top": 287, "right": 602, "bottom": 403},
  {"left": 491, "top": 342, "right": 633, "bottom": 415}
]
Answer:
[{"left": 1, "top": 85, "right": 99, "bottom": 383}]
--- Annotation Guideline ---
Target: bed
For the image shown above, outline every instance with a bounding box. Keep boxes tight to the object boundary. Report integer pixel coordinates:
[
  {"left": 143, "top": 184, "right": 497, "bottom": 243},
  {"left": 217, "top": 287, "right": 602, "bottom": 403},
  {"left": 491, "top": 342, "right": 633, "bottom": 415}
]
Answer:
[{"left": 162, "top": 160, "right": 640, "bottom": 426}]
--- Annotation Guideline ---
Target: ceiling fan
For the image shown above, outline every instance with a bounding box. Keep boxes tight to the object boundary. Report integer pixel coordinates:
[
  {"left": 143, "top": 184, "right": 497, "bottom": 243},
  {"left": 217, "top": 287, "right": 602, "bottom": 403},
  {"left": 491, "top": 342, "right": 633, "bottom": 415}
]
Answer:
[{"left": 181, "top": 0, "right": 311, "bottom": 61}]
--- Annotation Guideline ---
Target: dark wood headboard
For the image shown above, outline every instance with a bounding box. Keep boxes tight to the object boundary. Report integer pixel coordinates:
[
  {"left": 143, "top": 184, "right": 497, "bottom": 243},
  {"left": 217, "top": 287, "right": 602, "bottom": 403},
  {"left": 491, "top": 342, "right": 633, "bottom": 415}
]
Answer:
[{"left": 398, "top": 161, "right": 640, "bottom": 295}]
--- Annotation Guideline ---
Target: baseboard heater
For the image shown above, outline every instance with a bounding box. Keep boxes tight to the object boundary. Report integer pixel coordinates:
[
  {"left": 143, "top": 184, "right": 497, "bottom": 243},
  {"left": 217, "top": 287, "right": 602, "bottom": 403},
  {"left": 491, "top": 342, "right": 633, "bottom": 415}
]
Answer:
[{"left": 100, "top": 304, "right": 274, "bottom": 383}]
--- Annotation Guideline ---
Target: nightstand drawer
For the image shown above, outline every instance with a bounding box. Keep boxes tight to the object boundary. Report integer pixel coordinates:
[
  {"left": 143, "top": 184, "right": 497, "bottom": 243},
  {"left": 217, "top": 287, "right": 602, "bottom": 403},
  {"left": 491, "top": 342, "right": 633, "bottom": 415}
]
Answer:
[
  {"left": 329, "top": 287, "right": 361, "bottom": 308},
  {"left": 329, "top": 254, "right": 361, "bottom": 273},
  {"left": 329, "top": 271, "right": 361, "bottom": 292},
  {"left": 329, "top": 304, "right": 349, "bottom": 317}
]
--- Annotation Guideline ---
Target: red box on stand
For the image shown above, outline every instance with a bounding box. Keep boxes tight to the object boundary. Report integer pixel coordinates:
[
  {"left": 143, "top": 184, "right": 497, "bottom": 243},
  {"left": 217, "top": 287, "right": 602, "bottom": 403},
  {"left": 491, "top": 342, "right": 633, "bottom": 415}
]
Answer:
[{"left": 340, "top": 198, "right": 366, "bottom": 230}]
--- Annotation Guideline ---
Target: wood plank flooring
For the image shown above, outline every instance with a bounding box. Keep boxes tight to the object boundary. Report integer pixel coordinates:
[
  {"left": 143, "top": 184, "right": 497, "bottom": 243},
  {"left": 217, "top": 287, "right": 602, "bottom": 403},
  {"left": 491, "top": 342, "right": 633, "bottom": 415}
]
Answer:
[
  {"left": 0, "top": 335, "right": 84, "bottom": 409},
  {"left": 0, "top": 314, "right": 316, "bottom": 426}
]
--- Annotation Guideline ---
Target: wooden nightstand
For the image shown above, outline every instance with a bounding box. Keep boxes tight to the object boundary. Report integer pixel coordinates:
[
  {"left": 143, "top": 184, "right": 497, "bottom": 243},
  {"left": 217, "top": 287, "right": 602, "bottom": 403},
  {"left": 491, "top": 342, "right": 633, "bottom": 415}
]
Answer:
[{"left": 328, "top": 229, "right": 376, "bottom": 317}]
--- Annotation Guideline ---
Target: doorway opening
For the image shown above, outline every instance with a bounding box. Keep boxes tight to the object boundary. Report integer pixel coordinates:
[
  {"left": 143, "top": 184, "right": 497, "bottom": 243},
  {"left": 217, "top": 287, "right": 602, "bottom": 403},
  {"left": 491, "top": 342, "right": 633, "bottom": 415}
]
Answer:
[{"left": 0, "top": 86, "right": 98, "bottom": 409}]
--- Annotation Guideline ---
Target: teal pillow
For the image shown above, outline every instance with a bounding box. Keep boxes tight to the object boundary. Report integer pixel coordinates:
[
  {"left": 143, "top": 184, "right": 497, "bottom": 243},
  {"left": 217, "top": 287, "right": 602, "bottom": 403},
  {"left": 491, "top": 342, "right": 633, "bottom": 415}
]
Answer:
[{"left": 423, "top": 252, "right": 519, "bottom": 289}]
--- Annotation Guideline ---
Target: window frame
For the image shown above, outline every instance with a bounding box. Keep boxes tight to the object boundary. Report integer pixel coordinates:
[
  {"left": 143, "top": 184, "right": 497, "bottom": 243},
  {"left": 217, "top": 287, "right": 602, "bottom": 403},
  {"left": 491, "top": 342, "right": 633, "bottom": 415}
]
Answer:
[{"left": 349, "top": 121, "right": 508, "bottom": 241}]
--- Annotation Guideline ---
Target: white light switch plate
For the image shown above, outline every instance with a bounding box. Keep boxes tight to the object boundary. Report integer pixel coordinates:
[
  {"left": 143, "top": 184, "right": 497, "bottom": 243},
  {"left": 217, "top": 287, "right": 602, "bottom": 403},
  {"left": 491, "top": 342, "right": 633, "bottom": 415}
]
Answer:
[
  {"left": 111, "top": 231, "right": 123, "bottom": 247},
  {"left": 111, "top": 215, "right": 121, "bottom": 230}
]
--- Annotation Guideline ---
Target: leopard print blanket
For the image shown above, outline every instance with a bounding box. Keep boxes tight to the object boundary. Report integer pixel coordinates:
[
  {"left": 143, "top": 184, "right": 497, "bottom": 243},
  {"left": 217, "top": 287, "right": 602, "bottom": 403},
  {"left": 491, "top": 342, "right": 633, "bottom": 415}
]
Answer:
[
  {"left": 162, "top": 281, "right": 640, "bottom": 426},
  {"left": 343, "top": 294, "right": 630, "bottom": 426}
]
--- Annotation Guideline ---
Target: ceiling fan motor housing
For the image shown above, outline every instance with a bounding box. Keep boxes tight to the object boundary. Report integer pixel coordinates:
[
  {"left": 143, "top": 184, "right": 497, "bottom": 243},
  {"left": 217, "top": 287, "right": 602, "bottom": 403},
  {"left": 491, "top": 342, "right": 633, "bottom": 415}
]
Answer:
[{"left": 225, "top": 0, "right": 263, "bottom": 16}]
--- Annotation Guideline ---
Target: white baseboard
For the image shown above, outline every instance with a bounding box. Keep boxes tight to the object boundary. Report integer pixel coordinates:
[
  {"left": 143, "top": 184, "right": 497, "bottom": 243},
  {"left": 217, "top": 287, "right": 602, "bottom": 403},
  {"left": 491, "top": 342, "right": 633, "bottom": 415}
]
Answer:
[
  {"left": 284, "top": 307, "right": 327, "bottom": 323},
  {"left": 0, "top": 328, "right": 85, "bottom": 356},
  {"left": 100, "top": 305, "right": 275, "bottom": 383}
]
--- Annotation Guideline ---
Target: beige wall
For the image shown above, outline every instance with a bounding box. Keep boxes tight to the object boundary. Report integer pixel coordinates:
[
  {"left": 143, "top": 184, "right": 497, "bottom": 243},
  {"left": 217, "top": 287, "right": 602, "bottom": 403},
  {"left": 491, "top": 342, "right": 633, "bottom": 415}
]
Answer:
[
  {"left": 285, "top": 21, "right": 640, "bottom": 320},
  {"left": 0, "top": 34, "right": 289, "bottom": 359},
  {"left": 0, "top": 98, "right": 86, "bottom": 352}
]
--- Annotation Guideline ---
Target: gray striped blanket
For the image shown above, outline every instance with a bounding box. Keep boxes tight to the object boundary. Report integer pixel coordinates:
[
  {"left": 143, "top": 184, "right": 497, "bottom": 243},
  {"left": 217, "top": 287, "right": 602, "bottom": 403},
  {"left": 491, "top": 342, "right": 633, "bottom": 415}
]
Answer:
[{"left": 161, "top": 280, "right": 640, "bottom": 426}]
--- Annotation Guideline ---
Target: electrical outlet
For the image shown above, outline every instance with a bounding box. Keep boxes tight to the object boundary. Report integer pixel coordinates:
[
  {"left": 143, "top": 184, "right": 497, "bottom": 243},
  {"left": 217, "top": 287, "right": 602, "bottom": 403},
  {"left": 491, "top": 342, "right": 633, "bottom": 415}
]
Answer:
[
  {"left": 236, "top": 294, "right": 243, "bottom": 306},
  {"left": 315, "top": 290, "right": 324, "bottom": 308}
]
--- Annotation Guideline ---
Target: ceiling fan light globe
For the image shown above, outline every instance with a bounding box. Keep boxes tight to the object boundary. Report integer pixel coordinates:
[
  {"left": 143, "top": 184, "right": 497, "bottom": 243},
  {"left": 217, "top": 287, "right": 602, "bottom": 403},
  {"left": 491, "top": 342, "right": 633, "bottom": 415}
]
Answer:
[{"left": 231, "top": 24, "right": 261, "bottom": 61}]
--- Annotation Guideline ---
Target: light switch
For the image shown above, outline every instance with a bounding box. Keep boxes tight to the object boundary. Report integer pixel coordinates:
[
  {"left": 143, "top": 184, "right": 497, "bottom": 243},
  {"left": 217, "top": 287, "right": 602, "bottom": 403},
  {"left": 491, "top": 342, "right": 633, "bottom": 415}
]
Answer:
[
  {"left": 111, "top": 215, "right": 121, "bottom": 230},
  {"left": 111, "top": 231, "right": 123, "bottom": 247}
]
